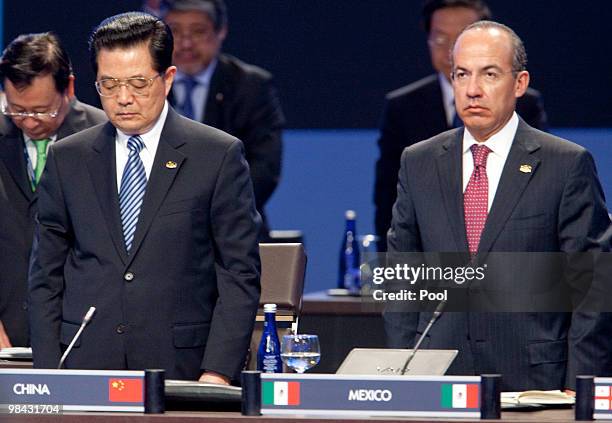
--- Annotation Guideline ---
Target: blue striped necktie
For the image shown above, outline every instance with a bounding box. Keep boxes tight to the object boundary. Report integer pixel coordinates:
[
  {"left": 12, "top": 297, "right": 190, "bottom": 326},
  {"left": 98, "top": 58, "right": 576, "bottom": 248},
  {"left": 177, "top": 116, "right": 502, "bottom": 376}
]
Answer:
[{"left": 119, "top": 135, "right": 147, "bottom": 253}]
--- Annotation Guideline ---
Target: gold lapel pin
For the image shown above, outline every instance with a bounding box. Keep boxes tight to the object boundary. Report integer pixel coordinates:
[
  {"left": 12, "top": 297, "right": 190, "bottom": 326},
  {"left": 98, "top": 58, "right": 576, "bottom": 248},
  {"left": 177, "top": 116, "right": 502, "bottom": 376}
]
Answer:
[
  {"left": 165, "top": 161, "right": 177, "bottom": 169},
  {"left": 519, "top": 164, "right": 532, "bottom": 173}
]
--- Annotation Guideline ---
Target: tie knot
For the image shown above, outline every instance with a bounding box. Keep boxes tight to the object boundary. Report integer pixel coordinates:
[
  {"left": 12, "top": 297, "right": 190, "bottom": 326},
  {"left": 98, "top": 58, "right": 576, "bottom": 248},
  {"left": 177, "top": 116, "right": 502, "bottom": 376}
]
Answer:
[
  {"left": 33, "top": 138, "right": 51, "bottom": 153},
  {"left": 127, "top": 136, "right": 145, "bottom": 153},
  {"left": 470, "top": 144, "right": 491, "bottom": 168},
  {"left": 182, "top": 76, "right": 198, "bottom": 91}
]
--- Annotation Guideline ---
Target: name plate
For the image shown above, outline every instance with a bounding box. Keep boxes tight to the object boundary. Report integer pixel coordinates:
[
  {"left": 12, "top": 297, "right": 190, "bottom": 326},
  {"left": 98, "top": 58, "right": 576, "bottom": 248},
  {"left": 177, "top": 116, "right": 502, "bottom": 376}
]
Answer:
[
  {"left": 594, "top": 377, "right": 612, "bottom": 419},
  {"left": 260, "top": 373, "right": 481, "bottom": 418},
  {"left": 0, "top": 369, "right": 145, "bottom": 413}
]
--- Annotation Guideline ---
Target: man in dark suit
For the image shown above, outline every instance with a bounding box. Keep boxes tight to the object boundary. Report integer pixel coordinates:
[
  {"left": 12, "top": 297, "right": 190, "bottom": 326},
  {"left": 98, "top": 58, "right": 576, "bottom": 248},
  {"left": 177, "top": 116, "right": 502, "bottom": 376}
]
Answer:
[
  {"left": 383, "top": 21, "right": 612, "bottom": 390},
  {"left": 29, "top": 12, "right": 261, "bottom": 384},
  {"left": 0, "top": 32, "right": 106, "bottom": 348},
  {"left": 162, "top": 0, "right": 284, "bottom": 240},
  {"left": 374, "top": 0, "right": 548, "bottom": 250}
]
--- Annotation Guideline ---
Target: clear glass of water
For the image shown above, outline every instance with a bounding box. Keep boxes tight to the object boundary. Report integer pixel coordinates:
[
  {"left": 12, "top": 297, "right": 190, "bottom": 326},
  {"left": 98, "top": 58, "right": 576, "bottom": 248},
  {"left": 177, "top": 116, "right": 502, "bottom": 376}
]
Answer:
[{"left": 281, "top": 334, "right": 321, "bottom": 373}]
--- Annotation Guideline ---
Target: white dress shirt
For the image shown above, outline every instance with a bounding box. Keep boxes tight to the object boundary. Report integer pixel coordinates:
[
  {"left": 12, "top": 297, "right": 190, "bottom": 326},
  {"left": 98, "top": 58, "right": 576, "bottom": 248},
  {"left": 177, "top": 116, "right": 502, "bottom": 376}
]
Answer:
[
  {"left": 115, "top": 101, "right": 169, "bottom": 192},
  {"left": 172, "top": 59, "right": 217, "bottom": 122},
  {"left": 462, "top": 112, "right": 519, "bottom": 211}
]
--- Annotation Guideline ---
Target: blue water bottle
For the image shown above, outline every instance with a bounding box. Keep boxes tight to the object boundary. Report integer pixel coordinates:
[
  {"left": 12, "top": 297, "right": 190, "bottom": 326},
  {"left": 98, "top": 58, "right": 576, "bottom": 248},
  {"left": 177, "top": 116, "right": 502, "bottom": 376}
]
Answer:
[
  {"left": 337, "top": 210, "right": 361, "bottom": 294},
  {"left": 257, "top": 303, "right": 282, "bottom": 373}
]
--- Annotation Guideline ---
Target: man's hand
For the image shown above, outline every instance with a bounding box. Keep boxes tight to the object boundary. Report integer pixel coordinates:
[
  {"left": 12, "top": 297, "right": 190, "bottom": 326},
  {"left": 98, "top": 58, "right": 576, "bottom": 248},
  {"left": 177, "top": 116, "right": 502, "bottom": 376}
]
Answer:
[
  {"left": 0, "top": 321, "right": 13, "bottom": 349},
  {"left": 199, "top": 371, "right": 230, "bottom": 385}
]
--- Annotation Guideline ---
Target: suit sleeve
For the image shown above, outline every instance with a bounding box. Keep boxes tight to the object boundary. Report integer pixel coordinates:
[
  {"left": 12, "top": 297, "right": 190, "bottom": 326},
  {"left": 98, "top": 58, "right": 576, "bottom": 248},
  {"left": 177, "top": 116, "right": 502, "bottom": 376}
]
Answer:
[
  {"left": 28, "top": 147, "right": 72, "bottom": 368},
  {"left": 241, "top": 76, "right": 284, "bottom": 211},
  {"left": 517, "top": 89, "right": 549, "bottom": 132},
  {"left": 558, "top": 149, "right": 612, "bottom": 388},
  {"left": 374, "top": 98, "right": 404, "bottom": 251},
  {"left": 203, "top": 139, "right": 262, "bottom": 379},
  {"left": 383, "top": 148, "right": 423, "bottom": 348}
]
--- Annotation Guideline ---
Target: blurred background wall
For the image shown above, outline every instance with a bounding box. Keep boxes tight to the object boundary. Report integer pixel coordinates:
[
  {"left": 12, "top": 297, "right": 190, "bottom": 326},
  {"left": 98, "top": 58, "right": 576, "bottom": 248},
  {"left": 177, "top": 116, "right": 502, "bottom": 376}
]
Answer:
[{"left": 3, "top": 0, "right": 610, "bottom": 292}]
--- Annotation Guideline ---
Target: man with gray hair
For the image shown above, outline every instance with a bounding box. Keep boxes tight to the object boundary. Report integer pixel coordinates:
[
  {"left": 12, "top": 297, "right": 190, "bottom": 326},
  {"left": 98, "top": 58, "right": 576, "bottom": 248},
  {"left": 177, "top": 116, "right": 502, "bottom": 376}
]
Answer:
[
  {"left": 374, "top": 0, "right": 548, "bottom": 251},
  {"left": 384, "top": 20, "right": 612, "bottom": 390},
  {"left": 161, "top": 0, "right": 284, "bottom": 240}
]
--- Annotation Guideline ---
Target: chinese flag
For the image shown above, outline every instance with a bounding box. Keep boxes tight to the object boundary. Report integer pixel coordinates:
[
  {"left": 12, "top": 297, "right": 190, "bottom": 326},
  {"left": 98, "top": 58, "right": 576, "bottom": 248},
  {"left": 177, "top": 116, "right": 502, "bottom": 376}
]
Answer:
[{"left": 108, "top": 378, "right": 144, "bottom": 403}]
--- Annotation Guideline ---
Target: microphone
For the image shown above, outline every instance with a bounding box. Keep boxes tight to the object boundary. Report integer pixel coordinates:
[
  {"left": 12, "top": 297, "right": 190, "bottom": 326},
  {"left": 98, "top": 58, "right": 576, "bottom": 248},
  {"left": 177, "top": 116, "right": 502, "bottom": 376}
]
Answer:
[
  {"left": 400, "top": 299, "right": 446, "bottom": 375},
  {"left": 57, "top": 306, "right": 96, "bottom": 369}
]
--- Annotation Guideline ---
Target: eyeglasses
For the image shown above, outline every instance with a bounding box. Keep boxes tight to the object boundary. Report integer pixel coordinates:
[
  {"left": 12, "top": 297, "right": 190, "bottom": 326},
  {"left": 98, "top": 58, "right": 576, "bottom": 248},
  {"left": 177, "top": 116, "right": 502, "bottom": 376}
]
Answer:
[
  {"left": 95, "top": 74, "right": 162, "bottom": 97},
  {"left": 428, "top": 34, "right": 454, "bottom": 49},
  {"left": 168, "top": 25, "right": 215, "bottom": 42},
  {"left": 1, "top": 101, "right": 61, "bottom": 121}
]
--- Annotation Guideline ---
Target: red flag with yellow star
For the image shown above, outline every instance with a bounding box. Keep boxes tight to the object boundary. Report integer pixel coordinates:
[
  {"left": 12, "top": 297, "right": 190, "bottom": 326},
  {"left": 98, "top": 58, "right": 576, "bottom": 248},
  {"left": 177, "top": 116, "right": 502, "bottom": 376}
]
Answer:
[{"left": 108, "top": 378, "right": 144, "bottom": 403}]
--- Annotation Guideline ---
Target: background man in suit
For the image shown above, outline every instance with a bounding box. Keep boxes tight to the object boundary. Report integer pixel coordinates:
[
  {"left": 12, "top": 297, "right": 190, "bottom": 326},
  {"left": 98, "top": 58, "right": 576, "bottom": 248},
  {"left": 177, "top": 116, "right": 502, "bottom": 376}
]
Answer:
[
  {"left": 374, "top": 0, "right": 548, "bottom": 250},
  {"left": 29, "top": 12, "right": 261, "bottom": 384},
  {"left": 383, "top": 21, "right": 611, "bottom": 390},
  {"left": 0, "top": 32, "right": 106, "bottom": 348},
  {"left": 161, "top": 0, "right": 284, "bottom": 240}
]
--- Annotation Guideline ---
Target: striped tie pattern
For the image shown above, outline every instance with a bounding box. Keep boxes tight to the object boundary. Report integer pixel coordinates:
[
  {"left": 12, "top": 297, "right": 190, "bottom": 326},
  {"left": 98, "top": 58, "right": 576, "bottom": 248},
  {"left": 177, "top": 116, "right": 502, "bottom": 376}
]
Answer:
[
  {"left": 464, "top": 144, "right": 491, "bottom": 254},
  {"left": 119, "top": 135, "right": 147, "bottom": 253}
]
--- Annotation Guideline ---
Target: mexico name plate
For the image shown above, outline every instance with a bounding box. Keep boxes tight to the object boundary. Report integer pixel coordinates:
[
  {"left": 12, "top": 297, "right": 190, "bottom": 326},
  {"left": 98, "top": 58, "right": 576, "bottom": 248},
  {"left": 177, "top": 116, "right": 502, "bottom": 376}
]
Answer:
[
  {"left": 0, "top": 368, "right": 145, "bottom": 413},
  {"left": 260, "top": 373, "right": 481, "bottom": 418}
]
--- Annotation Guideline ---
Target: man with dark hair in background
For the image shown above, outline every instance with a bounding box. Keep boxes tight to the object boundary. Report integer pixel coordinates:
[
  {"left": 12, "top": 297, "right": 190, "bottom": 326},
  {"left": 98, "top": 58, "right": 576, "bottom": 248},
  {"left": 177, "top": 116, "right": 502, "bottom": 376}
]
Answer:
[
  {"left": 28, "top": 12, "right": 261, "bottom": 383},
  {"left": 161, "top": 0, "right": 284, "bottom": 240},
  {"left": 374, "top": 0, "right": 548, "bottom": 250},
  {"left": 0, "top": 32, "right": 106, "bottom": 348}
]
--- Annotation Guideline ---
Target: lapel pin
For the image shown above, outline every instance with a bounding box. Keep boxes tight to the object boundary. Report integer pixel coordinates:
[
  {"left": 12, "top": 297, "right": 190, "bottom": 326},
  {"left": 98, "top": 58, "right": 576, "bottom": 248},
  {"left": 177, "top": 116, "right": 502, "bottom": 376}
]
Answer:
[
  {"left": 165, "top": 161, "right": 177, "bottom": 169},
  {"left": 519, "top": 164, "right": 532, "bottom": 173},
  {"left": 216, "top": 93, "right": 224, "bottom": 102}
]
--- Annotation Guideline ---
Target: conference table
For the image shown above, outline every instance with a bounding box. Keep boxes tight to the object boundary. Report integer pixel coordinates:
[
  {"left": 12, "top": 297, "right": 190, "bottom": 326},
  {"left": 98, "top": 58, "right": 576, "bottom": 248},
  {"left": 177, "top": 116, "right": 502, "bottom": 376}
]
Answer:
[
  {"left": 0, "top": 294, "right": 585, "bottom": 422},
  {"left": 0, "top": 408, "right": 578, "bottom": 422}
]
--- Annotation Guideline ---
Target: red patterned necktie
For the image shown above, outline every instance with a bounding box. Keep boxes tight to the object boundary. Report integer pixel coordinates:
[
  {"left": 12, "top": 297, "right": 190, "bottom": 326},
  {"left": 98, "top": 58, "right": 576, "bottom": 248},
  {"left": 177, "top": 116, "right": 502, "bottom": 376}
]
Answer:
[{"left": 464, "top": 144, "right": 491, "bottom": 254}]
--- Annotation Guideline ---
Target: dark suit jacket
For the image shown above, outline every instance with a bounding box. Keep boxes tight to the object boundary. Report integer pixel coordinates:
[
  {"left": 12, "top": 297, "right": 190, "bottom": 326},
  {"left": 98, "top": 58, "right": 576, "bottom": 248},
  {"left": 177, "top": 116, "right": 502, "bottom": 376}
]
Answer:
[
  {"left": 383, "top": 119, "right": 612, "bottom": 390},
  {"left": 0, "top": 100, "right": 106, "bottom": 347},
  {"left": 29, "top": 108, "right": 261, "bottom": 380},
  {"left": 171, "top": 54, "right": 285, "bottom": 236},
  {"left": 374, "top": 74, "right": 548, "bottom": 249}
]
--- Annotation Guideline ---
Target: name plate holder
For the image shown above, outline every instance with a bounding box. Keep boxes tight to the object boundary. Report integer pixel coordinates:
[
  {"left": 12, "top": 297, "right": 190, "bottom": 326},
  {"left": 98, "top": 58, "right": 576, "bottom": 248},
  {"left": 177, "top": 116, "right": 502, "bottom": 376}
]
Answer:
[
  {"left": 575, "top": 375, "right": 612, "bottom": 420},
  {"left": 241, "top": 371, "right": 501, "bottom": 419},
  {"left": 0, "top": 368, "right": 164, "bottom": 413}
]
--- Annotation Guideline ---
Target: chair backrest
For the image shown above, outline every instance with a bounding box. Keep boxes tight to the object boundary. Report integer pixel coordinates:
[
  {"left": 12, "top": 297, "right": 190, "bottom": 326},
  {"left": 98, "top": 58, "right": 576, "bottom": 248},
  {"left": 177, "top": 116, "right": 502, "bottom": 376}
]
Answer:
[
  {"left": 247, "top": 243, "right": 307, "bottom": 369},
  {"left": 259, "top": 243, "right": 306, "bottom": 317}
]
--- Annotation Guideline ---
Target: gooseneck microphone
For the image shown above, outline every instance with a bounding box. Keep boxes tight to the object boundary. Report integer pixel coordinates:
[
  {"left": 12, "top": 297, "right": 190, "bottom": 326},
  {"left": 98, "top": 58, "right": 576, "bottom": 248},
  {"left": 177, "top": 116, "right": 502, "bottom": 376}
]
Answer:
[
  {"left": 57, "top": 306, "right": 96, "bottom": 369},
  {"left": 400, "top": 300, "right": 446, "bottom": 375}
]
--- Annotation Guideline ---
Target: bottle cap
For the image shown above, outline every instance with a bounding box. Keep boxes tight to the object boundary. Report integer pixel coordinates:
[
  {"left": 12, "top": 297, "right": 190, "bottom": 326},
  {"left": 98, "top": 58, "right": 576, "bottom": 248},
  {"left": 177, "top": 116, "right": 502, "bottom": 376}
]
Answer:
[
  {"left": 263, "top": 303, "right": 277, "bottom": 313},
  {"left": 345, "top": 210, "right": 356, "bottom": 220}
]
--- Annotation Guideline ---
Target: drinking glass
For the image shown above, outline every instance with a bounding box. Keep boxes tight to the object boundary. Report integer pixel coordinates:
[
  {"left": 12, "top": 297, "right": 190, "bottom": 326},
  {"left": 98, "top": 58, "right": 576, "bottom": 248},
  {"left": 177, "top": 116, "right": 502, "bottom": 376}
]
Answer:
[
  {"left": 280, "top": 334, "right": 321, "bottom": 373},
  {"left": 359, "top": 234, "right": 379, "bottom": 295}
]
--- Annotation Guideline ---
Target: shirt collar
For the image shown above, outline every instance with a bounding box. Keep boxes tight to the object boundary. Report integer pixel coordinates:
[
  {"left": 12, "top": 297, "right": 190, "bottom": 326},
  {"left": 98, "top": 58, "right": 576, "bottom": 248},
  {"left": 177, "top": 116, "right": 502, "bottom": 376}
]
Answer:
[
  {"left": 24, "top": 133, "right": 58, "bottom": 144},
  {"left": 175, "top": 58, "right": 218, "bottom": 86},
  {"left": 116, "top": 100, "right": 169, "bottom": 149},
  {"left": 462, "top": 111, "right": 519, "bottom": 158}
]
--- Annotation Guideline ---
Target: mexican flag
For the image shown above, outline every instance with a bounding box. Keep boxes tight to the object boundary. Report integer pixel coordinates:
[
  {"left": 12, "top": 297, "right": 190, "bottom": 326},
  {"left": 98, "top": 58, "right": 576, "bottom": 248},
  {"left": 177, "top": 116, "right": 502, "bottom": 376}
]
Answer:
[
  {"left": 441, "top": 383, "right": 479, "bottom": 409},
  {"left": 262, "top": 381, "right": 300, "bottom": 406},
  {"left": 595, "top": 385, "right": 612, "bottom": 410}
]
